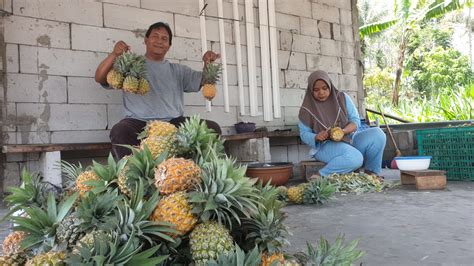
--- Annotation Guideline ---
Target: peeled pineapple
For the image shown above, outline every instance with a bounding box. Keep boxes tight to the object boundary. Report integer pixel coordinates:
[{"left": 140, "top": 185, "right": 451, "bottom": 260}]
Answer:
[
  {"left": 155, "top": 157, "right": 201, "bottom": 195},
  {"left": 150, "top": 191, "right": 197, "bottom": 236},
  {"left": 329, "top": 127, "right": 344, "bottom": 142},
  {"left": 201, "top": 63, "right": 222, "bottom": 101}
]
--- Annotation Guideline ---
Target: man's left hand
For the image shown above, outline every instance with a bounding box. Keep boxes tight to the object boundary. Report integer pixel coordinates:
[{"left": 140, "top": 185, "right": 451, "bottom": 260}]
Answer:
[{"left": 203, "top": 51, "right": 220, "bottom": 64}]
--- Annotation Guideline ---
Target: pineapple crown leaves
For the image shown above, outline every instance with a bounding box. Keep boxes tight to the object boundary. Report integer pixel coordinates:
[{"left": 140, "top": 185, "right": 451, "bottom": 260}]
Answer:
[
  {"left": 67, "top": 231, "right": 166, "bottom": 265},
  {"left": 121, "top": 144, "right": 168, "bottom": 180},
  {"left": 57, "top": 160, "right": 83, "bottom": 190},
  {"left": 111, "top": 201, "right": 176, "bottom": 246},
  {"left": 84, "top": 154, "right": 124, "bottom": 195},
  {"left": 206, "top": 244, "right": 262, "bottom": 266},
  {"left": 202, "top": 62, "right": 222, "bottom": 84},
  {"left": 2, "top": 168, "right": 50, "bottom": 221},
  {"left": 328, "top": 173, "right": 385, "bottom": 194},
  {"left": 114, "top": 52, "right": 147, "bottom": 78},
  {"left": 11, "top": 192, "right": 79, "bottom": 253},
  {"left": 294, "top": 234, "right": 365, "bottom": 266},
  {"left": 76, "top": 189, "right": 122, "bottom": 232},
  {"left": 302, "top": 179, "right": 335, "bottom": 205},
  {"left": 176, "top": 116, "right": 225, "bottom": 162},
  {"left": 189, "top": 157, "right": 261, "bottom": 228}
]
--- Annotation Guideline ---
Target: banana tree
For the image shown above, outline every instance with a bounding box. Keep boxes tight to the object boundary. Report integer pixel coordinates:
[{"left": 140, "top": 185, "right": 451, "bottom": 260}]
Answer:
[{"left": 360, "top": 0, "right": 471, "bottom": 105}]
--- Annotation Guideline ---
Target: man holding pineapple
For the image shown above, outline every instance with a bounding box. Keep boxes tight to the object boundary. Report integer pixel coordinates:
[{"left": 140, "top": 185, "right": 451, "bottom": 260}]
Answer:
[{"left": 95, "top": 22, "right": 222, "bottom": 159}]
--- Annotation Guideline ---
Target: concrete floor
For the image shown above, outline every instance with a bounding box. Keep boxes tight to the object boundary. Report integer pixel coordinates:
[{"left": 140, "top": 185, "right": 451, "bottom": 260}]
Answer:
[
  {"left": 284, "top": 176, "right": 474, "bottom": 265},
  {"left": 0, "top": 171, "right": 473, "bottom": 265}
]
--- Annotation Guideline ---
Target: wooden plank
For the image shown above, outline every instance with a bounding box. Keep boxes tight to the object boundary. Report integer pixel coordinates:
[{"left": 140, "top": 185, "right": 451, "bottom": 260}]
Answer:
[
  {"left": 222, "top": 130, "right": 299, "bottom": 141},
  {"left": 2, "top": 143, "right": 112, "bottom": 153}
]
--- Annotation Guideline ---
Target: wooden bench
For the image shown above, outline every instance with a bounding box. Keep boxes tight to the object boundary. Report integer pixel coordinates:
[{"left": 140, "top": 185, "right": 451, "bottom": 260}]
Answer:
[
  {"left": 222, "top": 130, "right": 300, "bottom": 163},
  {"left": 2, "top": 143, "right": 112, "bottom": 186}
]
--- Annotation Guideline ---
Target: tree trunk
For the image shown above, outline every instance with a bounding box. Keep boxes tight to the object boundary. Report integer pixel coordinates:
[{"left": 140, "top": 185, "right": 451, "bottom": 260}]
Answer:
[{"left": 392, "top": 33, "right": 407, "bottom": 106}]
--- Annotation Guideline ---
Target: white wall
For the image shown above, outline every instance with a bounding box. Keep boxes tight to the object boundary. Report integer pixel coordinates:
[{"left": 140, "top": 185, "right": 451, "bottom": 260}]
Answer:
[{"left": 1, "top": 0, "right": 363, "bottom": 184}]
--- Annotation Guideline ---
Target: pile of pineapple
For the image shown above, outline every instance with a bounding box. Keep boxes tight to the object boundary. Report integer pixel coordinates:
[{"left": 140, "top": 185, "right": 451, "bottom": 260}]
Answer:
[
  {"left": 0, "top": 116, "right": 365, "bottom": 265},
  {"left": 106, "top": 52, "right": 150, "bottom": 95},
  {"left": 201, "top": 63, "right": 222, "bottom": 101}
]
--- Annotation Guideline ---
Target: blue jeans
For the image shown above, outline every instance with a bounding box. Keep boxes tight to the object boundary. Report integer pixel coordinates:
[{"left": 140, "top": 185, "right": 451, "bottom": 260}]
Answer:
[{"left": 313, "top": 127, "right": 386, "bottom": 176}]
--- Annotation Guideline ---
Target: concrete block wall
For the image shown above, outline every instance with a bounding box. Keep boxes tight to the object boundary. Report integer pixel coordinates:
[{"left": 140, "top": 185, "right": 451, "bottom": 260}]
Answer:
[{"left": 0, "top": 0, "right": 363, "bottom": 187}]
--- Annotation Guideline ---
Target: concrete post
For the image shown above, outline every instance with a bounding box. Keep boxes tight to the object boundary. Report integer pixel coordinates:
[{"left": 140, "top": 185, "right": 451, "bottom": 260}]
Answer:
[{"left": 39, "top": 151, "right": 62, "bottom": 187}]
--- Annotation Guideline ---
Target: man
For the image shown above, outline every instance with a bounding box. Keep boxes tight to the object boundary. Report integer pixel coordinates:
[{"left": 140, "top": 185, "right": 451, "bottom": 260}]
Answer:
[{"left": 95, "top": 22, "right": 222, "bottom": 159}]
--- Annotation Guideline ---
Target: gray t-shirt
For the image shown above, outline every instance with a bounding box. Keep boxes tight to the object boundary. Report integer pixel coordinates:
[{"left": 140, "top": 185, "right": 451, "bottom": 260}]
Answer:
[{"left": 104, "top": 59, "right": 202, "bottom": 121}]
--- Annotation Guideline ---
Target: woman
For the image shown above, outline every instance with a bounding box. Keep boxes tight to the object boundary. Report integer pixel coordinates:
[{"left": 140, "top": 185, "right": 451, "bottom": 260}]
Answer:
[{"left": 298, "top": 70, "right": 386, "bottom": 178}]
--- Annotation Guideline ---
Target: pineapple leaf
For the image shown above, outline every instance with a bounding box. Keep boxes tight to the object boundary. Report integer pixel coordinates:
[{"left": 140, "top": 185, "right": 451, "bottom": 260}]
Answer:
[{"left": 125, "top": 245, "right": 168, "bottom": 266}]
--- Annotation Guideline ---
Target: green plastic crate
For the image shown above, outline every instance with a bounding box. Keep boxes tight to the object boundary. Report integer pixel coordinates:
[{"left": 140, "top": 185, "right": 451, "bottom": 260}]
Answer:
[{"left": 416, "top": 126, "right": 474, "bottom": 181}]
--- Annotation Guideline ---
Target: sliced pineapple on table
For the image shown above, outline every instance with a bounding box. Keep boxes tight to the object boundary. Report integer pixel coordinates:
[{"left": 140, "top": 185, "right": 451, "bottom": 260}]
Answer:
[{"left": 201, "top": 62, "right": 222, "bottom": 101}]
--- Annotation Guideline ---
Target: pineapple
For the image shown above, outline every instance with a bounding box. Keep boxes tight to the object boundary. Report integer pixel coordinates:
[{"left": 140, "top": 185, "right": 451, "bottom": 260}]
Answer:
[
  {"left": 106, "top": 69, "right": 124, "bottom": 89},
  {"left": 138, "top": 77, "right": 150, "bottom": 95},
  {"left": 75, "top": 170, "right": 100, "bottom": 197},
  {"left": 123, "top": 54, "right": 147, "bottom": 94},
  {"left": 329, "top": 127, "right": 344, "bottom": 142},
  {"left": 150, "top": 191, "right": 197, "bottom": 236},
  {"left": 25, "top": 251, "right": 66, "bottom": 266},
  {"left": 302, "top": 179, "right": 334, "bottom": 205},
  {"left": 207, "top": 244, "right": 262, "bottom": 266},
  {"left": 56, "top": 212, "right": 84, "bottom": 250},
  {"left": 287, "top": 183, "right": 308, "bottom": 204},
  {"left": 261, "top": 252, "right": 285, "bottom": 266},
  {"left": 117, "top": 156, "right": 133, "bottom": 197},
  {"left": 176, "top": 116, "right": 225, "bottom": 163},
  {"left": 2, "top": 231, "right": 26, "bottom": 255},
  {"left": 189, "top": 156, "right": 260, "bottom": 228},
  {"left": 140, "top": 136, "right": 177, "bottom": 159},
  {"left": 0, "top": 252, "right": 28, "bottom": 266},
  {"left": 155, "top": 157, "right": 201, "bottom": 195},
  {"left": 122, "top": 76, "right": 139, "bottom": 93},
  {"left": 140, "top": 120, "right": 178, "bottom": 139},
  {"left": 190, "top": 221, "right": 234, "bottom": 265},
  {"left": 201, "top": 63, "right": 222, "bottom": 100}
]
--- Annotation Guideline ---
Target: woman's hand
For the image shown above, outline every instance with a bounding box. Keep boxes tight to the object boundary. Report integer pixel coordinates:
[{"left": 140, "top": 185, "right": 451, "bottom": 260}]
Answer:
[{"left": 315, "top": 130, "right": 329, "bottom": 142}]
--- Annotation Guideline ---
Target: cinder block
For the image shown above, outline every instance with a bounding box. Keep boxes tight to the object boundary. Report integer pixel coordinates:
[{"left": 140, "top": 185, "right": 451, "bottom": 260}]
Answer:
[
  {"left": 167, "top": 37, "right": 204, "bottom": 62},
  {"left": 13, "top": 0, "right": 102, "bottom": 26},
  {"left": 6, "top": 44, "right": 19, "bottom": 73},
  {"left": 3, "top": 132, "right": 16, "bottom": 144},
  {"left": 72, "top": 24, "right": 145, "bottom": 54},
  {"left": 333, "top": 23, "right": 342, "bottom": 41},
  {"left": 239, "top": 24, "right": 262, "bottom": 48},
  {"left": 277, "top": 12, "right": 300, "bottom": 32},
  {"left": 280, "top": 88, "right": 305, "bottom": 107},
  {"left": 307, "top": 54, "right": 342, "bottom": 73},
  {"left": 4, "top": 16, "right": 70, "bottom": 48},
  {"left": 16, "top": 131, "right": 51, "bottom": 144},
  {"left": 51, "top": 130, "right": 111, "bottom": 143},
  {"left": 340, "top": 9, "right": 352, "bottom": 25},
  {"left": 285, "top": 70, "right": 311, "bottom": 89},
  {"left": 7, "top": 73, "right": 67, "bottom": 103},
  {"left": 141, "top": 0, "right": 199, "bottom": 16},
  {"left": 342, "top": 58, "right": 357, "bottom": 75},
  {"left": 318, "top": 0, "right": 351, "bottom": 10},
  {"left": 297, "top": 145, "right": 312, "bottom": 161},
  {"left": 40, "top": 151, "right": 62, "bottom": 186},
  {"left": 287, "top": 34, "right": 320, "bottom": 54},
  {"left": 102, "top": 0, "right": 140, "bottom": 7},
  {"left": 107, "top": 104, "right": 124, "bottom": 129},
  {"left": 270, "top": 146, "right": 288, "bottom": 162},
  {"left": 318, "top": 21, "right": 331, "bottom": 39},
  {"left": 339, "top": 74, "right": 358, "bottom": 91},
  {"left": 3, "top": 0, "right": 12, "bottom": 13},
  {"left": 341, "top": 41, "right": 355, "bottom": 58},
  {"left": 203, "top": 0, "right": 237, "bottom": 20},
  {"left": 104, "top": 3, "right": 174, "bottom": 32},
  {"left": 175, "top": 14, "right": 201, "bottom": 40},
  {"left": 4, "top": 162, "right": 21, "bottom": 188},
  {"left": 312, "top": 3, "right": 340, "bottom": 24},
  {"left": 68, "top": 77, "right": 122, "bottom": 104},
  {"left": 283, "top": 107, "right": 299, "bottom": 125},
  {"left": 341, "top": 25, "right": 354, "bottom": 42},
  {"left": 275, "top": 0, "right": 312, "bottom": 18},
  {"left": 287, "top": 144, "right": 299, "bottom": 163},
  {"left": 321, "top": 39, "right": 341, "bottom": 57},
  {"left": 300, "top": 17, "right": 319, "bottom": 37},
  {"left": 15, "top": 103, "right": 48, "bottom": 132},
  {"left": 19, "top": 46, "right": 107, "bottom": 77},
  {"left": 49, "top": 104, "right": 108, "bottom": 131},
  {"left": 278, "top": 51, "right": 306, "bottom": 70},
  {"left": 5, "top": 103, "right": 16, "bottom": 132},
  {"left": 270, "top": 137, "right": 298, "bottom": 146}
]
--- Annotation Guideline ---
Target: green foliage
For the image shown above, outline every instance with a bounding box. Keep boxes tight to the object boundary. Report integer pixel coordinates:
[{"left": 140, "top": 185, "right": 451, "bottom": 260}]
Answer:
[
  {"left": 363, "top": 67, "right": 394, "bottom": 107},
  {"left": 206, "top": 245, "right": 262, "bottom": 266},
  {"left": 294, "top": 234, "right": 365, "bottom": 266}
]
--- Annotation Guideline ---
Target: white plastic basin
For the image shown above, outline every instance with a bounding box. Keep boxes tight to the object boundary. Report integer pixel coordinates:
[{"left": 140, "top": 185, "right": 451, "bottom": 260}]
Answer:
[{"left": 394, "top": 156, "right": 432, "bottom": 171}]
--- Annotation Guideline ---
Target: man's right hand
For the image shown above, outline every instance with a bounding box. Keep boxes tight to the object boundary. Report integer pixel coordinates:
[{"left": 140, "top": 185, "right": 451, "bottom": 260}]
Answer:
[
  {"left": 315, "top": 130, "right": 329, "bottom": 142},
  {"left": 113, "top": 41, "right": 130, "bottom": 57}
]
